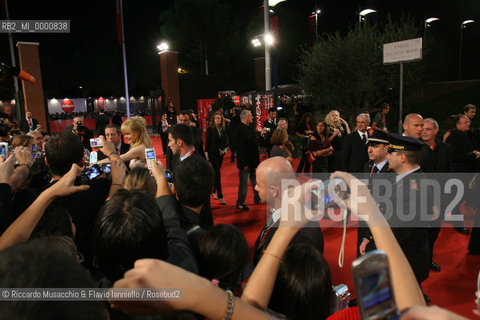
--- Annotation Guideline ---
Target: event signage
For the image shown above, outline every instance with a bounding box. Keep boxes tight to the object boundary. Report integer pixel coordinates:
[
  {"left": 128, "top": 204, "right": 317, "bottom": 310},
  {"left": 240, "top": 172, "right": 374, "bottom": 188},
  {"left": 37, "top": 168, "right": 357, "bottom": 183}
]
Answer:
[{"left": 383, "top": 37, "right": 422, "bottom": 64}]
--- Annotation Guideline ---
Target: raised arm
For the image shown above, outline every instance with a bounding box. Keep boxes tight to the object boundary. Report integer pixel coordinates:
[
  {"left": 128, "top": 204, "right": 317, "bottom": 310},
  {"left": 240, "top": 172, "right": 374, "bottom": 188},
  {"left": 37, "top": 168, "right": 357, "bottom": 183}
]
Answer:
[
  {"left": 331, "top": 171, "right": 426, "bottom": 310},
  {"left": 0, "top": 164, "right": 89, "bottom": 250},
  {"left": 241, "top": 180, "right": 324, "bottom": 310}
]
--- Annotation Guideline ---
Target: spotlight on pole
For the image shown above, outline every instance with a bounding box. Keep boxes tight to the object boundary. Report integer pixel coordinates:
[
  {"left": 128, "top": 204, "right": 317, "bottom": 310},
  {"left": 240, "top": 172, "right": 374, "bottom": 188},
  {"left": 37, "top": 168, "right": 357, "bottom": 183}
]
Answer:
[
  {"left": 264, "top": 33, "right": 275, "bottom": 46},
  {"left": 156, "top": 42, "right": 169, "bottom": 53},
  {"left": 251, "top": 38, "right": 262, "bottom": 47}
]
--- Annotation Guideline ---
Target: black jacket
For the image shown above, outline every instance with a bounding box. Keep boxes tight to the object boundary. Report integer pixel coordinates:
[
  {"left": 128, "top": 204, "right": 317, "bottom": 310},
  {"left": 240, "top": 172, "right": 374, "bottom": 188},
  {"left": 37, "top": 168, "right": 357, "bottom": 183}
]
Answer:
[
  {"left": 342, "top": 131, "right": 369, "bottom": 172},
  {"left": 419, "top": 140, "right": 452, "bottom": 173},
  {"left": 445, "top": 130, "right": 477, "bottom": 172},
  {"left": 95, "top": 113, "right": 110, "bottom": 137},
  {"left": 19, "top": 117, "right": 39, "bottom": 133},
  {"left": 235, "top": 122, "right": 260, "bottom": 170},
  {"left": 205, "top": 127, "right": 227, "bottom": 160},
  {"left": 253, "top": 218, "right": 324, "bottom": 266}
]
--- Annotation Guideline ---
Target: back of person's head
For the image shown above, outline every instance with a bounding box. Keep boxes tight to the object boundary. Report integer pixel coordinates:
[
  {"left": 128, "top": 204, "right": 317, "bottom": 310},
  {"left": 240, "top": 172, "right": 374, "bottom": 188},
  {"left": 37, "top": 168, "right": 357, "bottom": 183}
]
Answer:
[
  {"left": 30, "top": 202, "right": 74, "bottom": 240},
  {"left": 270, "top": 128, "right": 288, "bottom": 146},
  {"left": 93, "top": 190, "right": 168, "bottom": 281},
  {"left": 11, "top": 134, "right": 33, "bottom": 148},
  {"left": 0, "top": 124, "right": 9, "bottom": 138},
  {"left": 174, "top": 156, "right": 214, "bottom": 208},
  {"left": 169, "top": 124, "right": 194, "bottom": 147},
  {"left": 445, "top": 114, "right": 457, "bottom": 132},
  {"left": 0, "top": 239, "right": 107, "bottom": 319},
  {"left": 269, "top": 244, "right": 333, "bottom": 320},
  {"left": 198, "top": 224, "right": 248, "bottom": 290},
  {"left": 123, "top": 167, "right": 157, "bottom": 197},
  {"left": 44, "top": 132, "right": 84, "bottom": 176}
]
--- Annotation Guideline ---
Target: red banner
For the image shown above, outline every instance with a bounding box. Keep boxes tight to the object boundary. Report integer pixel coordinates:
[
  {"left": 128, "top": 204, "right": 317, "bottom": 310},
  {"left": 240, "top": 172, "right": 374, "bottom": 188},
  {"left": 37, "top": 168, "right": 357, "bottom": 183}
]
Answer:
[
  {"left": 254, "top": 93, "right": 274, "bottom": 131},
  {"left": 197, "top": 98, "right": 216, "bottom": 143}
]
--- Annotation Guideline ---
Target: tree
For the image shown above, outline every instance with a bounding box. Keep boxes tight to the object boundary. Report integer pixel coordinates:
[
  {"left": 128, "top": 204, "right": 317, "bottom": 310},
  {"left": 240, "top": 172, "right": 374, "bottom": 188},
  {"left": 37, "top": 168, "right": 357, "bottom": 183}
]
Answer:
[{"left": 298, "top": 16, "right": 424, "bottom": 116}]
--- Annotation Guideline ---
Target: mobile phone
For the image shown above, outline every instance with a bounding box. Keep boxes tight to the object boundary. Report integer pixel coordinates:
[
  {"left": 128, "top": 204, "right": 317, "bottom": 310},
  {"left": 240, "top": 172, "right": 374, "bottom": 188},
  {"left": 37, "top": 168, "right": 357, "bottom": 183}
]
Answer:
[
  {"left": 145, "top": 147, "right": 156, "bottom": 170},
  {"left": 90, "top": 138, "right": 103, "bottom": 148},
  {"left": 90, "top": 151, "right": 98, "bottom": 164},
  {"left": 352, "top": 250, "right": 400, "bottom": 320},
  {"left": 164, "top": 169, "right": 172, "bottom": 179},
  {"left": 83, "top": 165, "right": 102, "bottom": 180},
  {"left": 32, "top": 144, "right": 37, "bottom": 160},
  {"left": 309, "top": 178, "right": 349, "bottom": 211},
  {"left": 0, "top": 142, "right": 8, "bottom": 158},
  {"left": 101, "top": 163, "right": 111, "bottom": 174}
]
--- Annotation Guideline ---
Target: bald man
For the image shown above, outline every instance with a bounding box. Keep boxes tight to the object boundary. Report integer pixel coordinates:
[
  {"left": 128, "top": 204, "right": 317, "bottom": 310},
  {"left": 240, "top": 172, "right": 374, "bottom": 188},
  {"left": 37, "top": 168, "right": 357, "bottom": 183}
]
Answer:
[
  {"left": 403, "top": 113, "right": 424, "bottom": 139},
  {"left": 252, "top": 157, "right": 324, "bottom": 265}
]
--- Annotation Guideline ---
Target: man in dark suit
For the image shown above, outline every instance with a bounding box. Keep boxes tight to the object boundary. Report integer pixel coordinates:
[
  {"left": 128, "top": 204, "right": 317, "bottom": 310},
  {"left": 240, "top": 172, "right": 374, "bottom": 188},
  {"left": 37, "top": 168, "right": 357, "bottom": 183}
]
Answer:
[
  {"left": 357, "top": 128, "right": 391, "bottom": 256},
  {"left": 65, "top": 116, "right": 93, "bottom": 151},
  {"left": 419, "top": 118, "right": 452, "bottom": 272},
  {"left": 342, "top": 113, "right": 370, "bottom": 173},
  {"left": 97, "top": 124, "right": 129, "bottom": 161},
  {"left": 94, "top": 110, "right": 109, "bottom": 137},
  {"left": 261, "top": 107, "right": 277, "bottom": 156},
  {"left": 19, "top": 111, "right": 40, "bottom": 133},
  {"left": 387, "top": 134, "right": 434, "bottom": 288},
  {"left": 178, "top": 110, "right": 205, "bottom": 158},
  {"left": 445, "top": 114, "right": 480, "bottom": 234},
  {"left": 236, "top": 109, "right": 261, "bottom": 210},
  {"left": 167, "top": 124, "right": 214, "bottom": 229},
  {"left": 253, "top": 156, "right": 324, "bottom": 265}
]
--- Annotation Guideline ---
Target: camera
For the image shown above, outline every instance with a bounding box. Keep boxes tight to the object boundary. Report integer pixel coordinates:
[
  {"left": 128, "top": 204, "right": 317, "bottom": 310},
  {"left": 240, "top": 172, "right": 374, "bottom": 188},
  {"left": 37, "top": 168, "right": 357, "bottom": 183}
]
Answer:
[
  {"left": 332, "top": 284, "right": 351, "bottom": 312},
  {"left": 90, "top": 138, "right": 103, "bottom": 148},
  {"left": 308, "top": 178, "right": 349, "bottom": 211},
  {"left": 145, "top": 147, "right": 156, "bottom": 170}
]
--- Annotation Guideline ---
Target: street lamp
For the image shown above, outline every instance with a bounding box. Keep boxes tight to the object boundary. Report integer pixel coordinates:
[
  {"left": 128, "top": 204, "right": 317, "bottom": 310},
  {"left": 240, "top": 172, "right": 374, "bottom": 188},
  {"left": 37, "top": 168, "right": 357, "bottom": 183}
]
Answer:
[
  {"left": 424, "top": 17, "right": 439, "bottom": 41},
  {"left": 156, "top": 42, "right": 169, "bottom": 54},
  {"left": 359, "top": 9, "right": 376, "bottom": 25},
  {"left": 312, "top": 9, "right": 321, "bottom": 37},
  {"left": 458, "top": 19, "right": 475, "bottom": 80},
  {"left": 263, "top": 0, "right": 286, "bottom": 91},
  {"left": 251, "top": 37, "right": 262, "bottom": 47}
]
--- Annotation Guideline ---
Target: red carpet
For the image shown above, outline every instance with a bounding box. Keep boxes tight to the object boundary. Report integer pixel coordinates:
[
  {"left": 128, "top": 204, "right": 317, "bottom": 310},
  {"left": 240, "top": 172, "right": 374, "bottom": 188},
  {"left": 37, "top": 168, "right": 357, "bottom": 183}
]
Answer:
[{"left": 151, "top": 136, "right": 480, "bottom": 318}]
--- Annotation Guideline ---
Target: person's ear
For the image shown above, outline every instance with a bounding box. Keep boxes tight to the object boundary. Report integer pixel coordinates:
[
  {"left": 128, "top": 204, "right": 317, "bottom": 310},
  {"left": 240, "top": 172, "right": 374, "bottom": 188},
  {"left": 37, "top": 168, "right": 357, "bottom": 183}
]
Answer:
[{"left": 44, "top": 156, "right": 50, "bottom": 168}]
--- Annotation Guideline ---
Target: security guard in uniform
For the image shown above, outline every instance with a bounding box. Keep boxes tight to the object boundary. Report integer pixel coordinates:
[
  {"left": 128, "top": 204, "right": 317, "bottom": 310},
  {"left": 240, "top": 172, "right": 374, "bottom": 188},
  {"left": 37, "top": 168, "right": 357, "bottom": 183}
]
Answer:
[
  {"left": 387, "top": 133, "right": 436, "bottom": 291},
  {"left": 357, "top": 129, "right": 393, "bottom": 256}
]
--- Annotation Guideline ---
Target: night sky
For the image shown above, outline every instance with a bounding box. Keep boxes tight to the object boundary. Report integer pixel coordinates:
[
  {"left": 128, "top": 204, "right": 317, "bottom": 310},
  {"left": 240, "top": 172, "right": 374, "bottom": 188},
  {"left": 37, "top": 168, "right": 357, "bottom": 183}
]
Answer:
[{"left": 0, "top": 0, "right": 479, "bottom": 100}]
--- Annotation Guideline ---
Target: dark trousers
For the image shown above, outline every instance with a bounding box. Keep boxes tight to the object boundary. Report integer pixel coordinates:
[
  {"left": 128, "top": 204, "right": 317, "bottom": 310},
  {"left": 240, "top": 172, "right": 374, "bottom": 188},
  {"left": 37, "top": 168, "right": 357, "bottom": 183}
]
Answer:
[
  {"left": 210, "top": 156, "right": 224, "bottom": 199},
  {"left": 237, "top": 168, "right": 259, "bottom": 205},
  {"left": 296, "top": 149, "right": 311, "bottom": 173},
  {"left": 160, "top": 132, "right": 168, "bottom": 155}
]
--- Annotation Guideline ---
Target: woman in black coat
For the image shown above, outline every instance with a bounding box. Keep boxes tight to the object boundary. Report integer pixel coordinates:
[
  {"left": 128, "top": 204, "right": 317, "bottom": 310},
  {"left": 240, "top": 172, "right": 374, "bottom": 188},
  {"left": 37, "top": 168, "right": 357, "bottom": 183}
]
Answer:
[{"left": 206, "top": 112, "right": 228, "bottom": 205}]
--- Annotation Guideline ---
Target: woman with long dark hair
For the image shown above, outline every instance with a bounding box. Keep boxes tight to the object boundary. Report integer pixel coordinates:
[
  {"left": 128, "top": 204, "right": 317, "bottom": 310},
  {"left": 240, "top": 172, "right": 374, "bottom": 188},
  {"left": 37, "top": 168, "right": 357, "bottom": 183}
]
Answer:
[
  {"left": 309, "top": 120, "right": 333, "bottom": 173},
  {"left": 206, "top": 112, "right": 228, "bottom": 205},
  {"left": 295, "top": 113, "right": 314, "bottom": 173}
]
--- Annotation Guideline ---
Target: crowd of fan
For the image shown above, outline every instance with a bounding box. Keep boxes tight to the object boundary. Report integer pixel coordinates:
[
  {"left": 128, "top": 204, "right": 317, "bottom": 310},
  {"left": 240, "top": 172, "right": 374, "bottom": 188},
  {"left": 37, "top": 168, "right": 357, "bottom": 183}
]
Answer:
[{"left": 0, "top": 100, "right": 478, "bottom": 320}]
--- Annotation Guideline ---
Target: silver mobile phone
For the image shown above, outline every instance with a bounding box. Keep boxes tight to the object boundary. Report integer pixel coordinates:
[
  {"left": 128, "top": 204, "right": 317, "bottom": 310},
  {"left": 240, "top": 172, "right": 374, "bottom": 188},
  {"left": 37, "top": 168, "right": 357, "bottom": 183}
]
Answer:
[
  {"left": 145, "top": 147, "right": 156, "bottom": 170},
  {"left": 352, "top": 250, "right": 400, "bottom": 320}
]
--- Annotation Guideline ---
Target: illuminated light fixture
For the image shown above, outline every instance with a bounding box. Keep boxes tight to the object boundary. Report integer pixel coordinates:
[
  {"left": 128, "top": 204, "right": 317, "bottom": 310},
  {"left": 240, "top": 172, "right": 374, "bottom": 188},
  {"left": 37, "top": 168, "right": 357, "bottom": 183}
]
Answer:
[
  {"left": 359, "top": 9, "right": 376, "bottom": 17},
  {"left": 425, "top": 17, "right": 439, "bottom": 24},
  {"left": 156, "top": 42, "right": 169, "bottom": 53},
  {"left": 264, "top": 33, "right": 275, "bottom": 46},
  {"left": 462, "top": 19, "right": 474, "bottom": 27},
  {"left": 251, "top": 38, "right": 262, "bottom": 47},
  {"left": 269, "top": 0, "right": 286, "bottom": 6},
  {"left": 312, "top": 9, "right": 321, "bottom": 14}
]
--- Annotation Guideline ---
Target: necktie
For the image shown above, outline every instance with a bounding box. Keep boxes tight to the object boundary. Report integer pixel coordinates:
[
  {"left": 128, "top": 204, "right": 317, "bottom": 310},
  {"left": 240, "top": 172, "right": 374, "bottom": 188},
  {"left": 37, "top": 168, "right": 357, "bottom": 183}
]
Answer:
[
  {"left": 362, "top": 133, "right": 366, "bottom": 143},
  {"left": 373, "top": 166, "right": 379, "bottom": 174}
]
